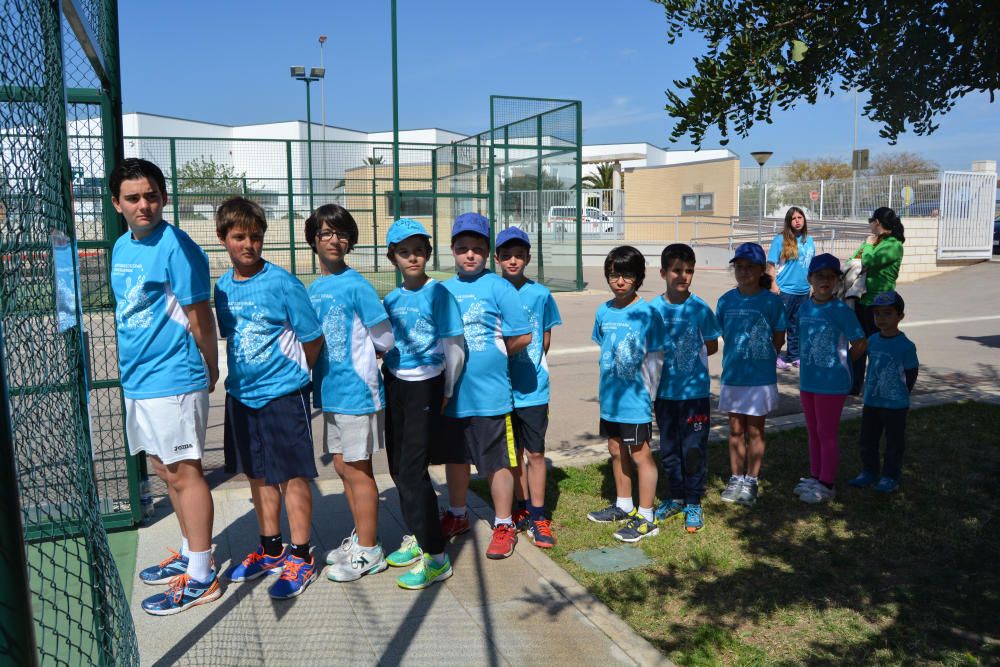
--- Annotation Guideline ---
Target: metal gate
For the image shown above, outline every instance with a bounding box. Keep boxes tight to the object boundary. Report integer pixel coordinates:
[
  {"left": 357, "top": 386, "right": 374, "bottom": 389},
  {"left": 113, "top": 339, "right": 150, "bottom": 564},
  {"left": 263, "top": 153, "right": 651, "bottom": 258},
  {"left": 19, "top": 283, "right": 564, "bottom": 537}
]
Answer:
[{"left": 936, "top": 171, "right": 996, "bottom": 260}]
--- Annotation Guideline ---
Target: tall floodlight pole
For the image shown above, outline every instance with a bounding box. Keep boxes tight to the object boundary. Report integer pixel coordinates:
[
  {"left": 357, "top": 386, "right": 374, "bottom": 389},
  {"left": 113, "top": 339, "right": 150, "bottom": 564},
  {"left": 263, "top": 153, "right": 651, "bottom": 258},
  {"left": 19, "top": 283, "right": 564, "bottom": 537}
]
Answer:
[
  {"left": 750, "top": 151, "right": 773, "bottom": 242},
  {"left": 291, "top": 66, "right": 325, "bottom": 211},
  {"left": 851, "top": 88, "right": 859, "bottom": 219},
  {"left": 319, "top": 35, "right": 328, "bottom": 193},
  {"left": 390, "top": 0, "right": 401, "bottom": 222}
]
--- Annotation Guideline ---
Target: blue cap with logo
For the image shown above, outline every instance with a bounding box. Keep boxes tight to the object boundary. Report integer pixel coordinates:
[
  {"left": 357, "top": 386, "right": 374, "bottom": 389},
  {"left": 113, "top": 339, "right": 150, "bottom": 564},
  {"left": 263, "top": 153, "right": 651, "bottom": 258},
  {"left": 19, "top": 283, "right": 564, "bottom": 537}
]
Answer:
[
  {"left": 386, "top": 218, "right": 430, "bottom": 246},
  {"left": 730, "top": 242, "right": 767, "bottom": 266},
  {"left": 451, "top": 212, "right": 490, "bottom": 240},
  {"left": 871, "top": 290, "right": 905, "bottom": 311},
  {"left": 808, "top": 253, "right": 843, "bottom": 275},
  {"left": 495, "top": 226, "right": 531, "bottom": 249}
]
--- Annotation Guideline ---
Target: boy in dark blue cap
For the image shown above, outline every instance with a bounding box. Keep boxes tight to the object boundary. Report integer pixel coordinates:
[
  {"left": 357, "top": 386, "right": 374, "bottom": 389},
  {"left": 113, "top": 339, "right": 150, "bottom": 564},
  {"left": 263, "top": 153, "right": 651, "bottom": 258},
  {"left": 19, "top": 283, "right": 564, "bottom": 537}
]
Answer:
[
  {"left": 848, "top": 290, "right": 918, "bottom": 493},
  {"left": 495, "top": 226, "right": 562, "bottom": 548},
  {"left": 435, "top": 213, "right": 533, "bottom": 560}
]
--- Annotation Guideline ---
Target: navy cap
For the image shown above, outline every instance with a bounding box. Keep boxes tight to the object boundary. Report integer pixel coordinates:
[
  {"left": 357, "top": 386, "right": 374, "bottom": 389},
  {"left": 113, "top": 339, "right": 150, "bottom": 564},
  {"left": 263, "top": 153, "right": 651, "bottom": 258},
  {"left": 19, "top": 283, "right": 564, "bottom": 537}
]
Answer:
[
  {"left": 730, "top": 242, "right": 766, "bottom": 266},
  {"left": 451, "top": 212, "right": 490, "bottom": 239},
  {"left": 495, "top": 226, "right": 531, "bottom": 249},
  {"left": 872, "top": 290, "right": 905, "bottom": 311},
  {"left": 386, "top": 218, "right": 430, "bottom": 246},
  {"left": 808, "top": 253, "right": 843, "bottom": 275}
]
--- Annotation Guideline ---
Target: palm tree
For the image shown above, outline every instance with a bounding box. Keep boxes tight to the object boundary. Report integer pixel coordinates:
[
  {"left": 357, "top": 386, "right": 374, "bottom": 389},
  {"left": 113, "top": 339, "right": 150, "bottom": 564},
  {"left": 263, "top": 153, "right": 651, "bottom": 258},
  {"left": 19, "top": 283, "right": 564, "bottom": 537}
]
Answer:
[
  {"left": 364, "top": 156, "right": 384, "bottom": 165},
  {"left": 581, "top": 162, "right": 616, "bottom": 190}
]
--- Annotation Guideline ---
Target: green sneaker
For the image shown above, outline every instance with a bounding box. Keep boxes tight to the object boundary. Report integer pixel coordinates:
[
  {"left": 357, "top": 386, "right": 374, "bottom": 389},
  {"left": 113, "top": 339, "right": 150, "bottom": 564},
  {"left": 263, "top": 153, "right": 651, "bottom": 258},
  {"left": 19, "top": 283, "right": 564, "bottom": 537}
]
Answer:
[
  {"left": 397, "top": 554, "right": 453, "bottom": 590},
  {"left": 386, "top": 535, "right": 423, "bottom": 568}
]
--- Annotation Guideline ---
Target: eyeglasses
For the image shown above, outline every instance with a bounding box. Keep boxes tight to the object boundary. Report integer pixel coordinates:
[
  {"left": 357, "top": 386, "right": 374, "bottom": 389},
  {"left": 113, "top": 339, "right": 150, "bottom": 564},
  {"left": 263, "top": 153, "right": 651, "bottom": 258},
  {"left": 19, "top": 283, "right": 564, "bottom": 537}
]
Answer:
[
  {"left": 316, "top": 229, "right": 349, "bottom": 242},
  {"left": 607, "top": 272, "right": 637, "bottom": 283}
]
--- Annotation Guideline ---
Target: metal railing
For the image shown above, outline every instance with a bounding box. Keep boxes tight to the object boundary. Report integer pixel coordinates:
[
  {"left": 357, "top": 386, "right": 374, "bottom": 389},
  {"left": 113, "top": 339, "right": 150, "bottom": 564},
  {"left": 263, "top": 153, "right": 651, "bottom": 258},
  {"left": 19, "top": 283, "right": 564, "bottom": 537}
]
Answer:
[{"left": 691, "top": 217, "right": 870, "bottom": 259}]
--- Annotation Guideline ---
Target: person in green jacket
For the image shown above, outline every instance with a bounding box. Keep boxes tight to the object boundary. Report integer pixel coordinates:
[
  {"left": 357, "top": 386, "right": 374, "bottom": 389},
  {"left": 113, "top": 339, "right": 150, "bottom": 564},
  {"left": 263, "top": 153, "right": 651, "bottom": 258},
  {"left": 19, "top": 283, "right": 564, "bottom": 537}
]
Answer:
[{"left": 850, "top": 207, "right": 905, "bottom": 394}]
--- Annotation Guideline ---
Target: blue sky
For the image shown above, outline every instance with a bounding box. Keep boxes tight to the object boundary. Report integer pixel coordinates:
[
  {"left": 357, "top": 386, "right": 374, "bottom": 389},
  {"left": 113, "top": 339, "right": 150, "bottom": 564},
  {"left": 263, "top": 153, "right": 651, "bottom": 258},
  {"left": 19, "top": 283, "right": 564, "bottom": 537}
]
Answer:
[{"left": 119, "top": 0, "right": 1000, "bottom": 170}]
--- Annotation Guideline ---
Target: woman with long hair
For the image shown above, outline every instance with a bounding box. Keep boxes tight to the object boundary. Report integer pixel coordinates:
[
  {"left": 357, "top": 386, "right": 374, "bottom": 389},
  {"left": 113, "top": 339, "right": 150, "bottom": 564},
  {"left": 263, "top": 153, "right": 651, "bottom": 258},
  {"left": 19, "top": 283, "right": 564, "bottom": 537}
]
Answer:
[
  {"left": 766, "top": 206, "right": 815, "bottom": 369},
  {"left": 849, "top": 206, "right": 906, "bottom": 394}
]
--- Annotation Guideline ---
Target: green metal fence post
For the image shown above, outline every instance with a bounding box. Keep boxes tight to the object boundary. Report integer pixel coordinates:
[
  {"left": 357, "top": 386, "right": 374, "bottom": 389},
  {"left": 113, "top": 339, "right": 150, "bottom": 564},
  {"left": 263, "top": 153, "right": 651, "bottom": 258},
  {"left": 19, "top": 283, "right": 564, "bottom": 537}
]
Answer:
[
  {"left": 169, "top": 138, "right": 180, "bottom": 228},
  {"left": 431, "top": 151, "right": 439, "bottom": 270},
  {"left": 575, "top": 101, "right": 584, "bottom": 290},
  {"left": 536, "top": 114, "right": 544, "bottom": 282},
  {"left": 488, "top": 98, "right": 496, "bottom": 271},
  {"left": 285, "top": 141, "right": 297, "bottom": 276}
]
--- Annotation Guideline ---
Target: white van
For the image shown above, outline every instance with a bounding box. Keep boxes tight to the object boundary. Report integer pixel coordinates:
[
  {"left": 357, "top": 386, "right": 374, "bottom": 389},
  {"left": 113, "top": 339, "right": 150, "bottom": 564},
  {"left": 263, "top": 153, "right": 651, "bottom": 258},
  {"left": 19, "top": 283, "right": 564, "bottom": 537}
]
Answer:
[{"left": 546, "top": 206, "right": 615, "bottom": 234}]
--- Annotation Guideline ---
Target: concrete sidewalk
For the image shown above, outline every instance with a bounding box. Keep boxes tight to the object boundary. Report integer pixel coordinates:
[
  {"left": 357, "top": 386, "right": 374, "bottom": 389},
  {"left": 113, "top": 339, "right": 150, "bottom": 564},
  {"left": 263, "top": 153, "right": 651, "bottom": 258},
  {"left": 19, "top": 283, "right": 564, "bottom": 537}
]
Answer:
[{"left": 131, "top": 468, "right": 671, "bottom": 667}]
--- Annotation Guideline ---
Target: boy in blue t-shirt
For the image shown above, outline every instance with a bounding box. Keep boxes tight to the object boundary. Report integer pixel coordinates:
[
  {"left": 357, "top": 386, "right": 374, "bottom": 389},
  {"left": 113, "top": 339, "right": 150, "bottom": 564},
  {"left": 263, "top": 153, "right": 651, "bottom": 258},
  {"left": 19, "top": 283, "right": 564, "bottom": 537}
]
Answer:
[
  {"left": 381, "top": 218, "right": 465, "bottom": 590},
  {"left": 649, "top": 244, "right": 720, "bottom": 534},
  {"left": 436, "top": 213, "right": 532, "bottom": 561},
  {"left": 110, "top": 158, "right": 221, "bottom": 616},
  {"left": 213, "top": 198, "right": 325, "bottom": 600},
  {"left": 305, "top": 205, "right": 395, "bottom": 584},
  {"left": 587, "top": 246, "right": 664, "bottom": 543},
  {"left": 494, "top": 226, "right": 562, "bottom": 549},
  {"left": 849, "top": 291, "right": 919, "bottom": 494}
]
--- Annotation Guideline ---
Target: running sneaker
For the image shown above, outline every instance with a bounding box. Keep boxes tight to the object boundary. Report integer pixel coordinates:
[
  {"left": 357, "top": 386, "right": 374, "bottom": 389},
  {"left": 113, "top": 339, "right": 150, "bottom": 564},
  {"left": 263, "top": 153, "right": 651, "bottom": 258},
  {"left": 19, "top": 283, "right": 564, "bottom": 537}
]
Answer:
[
  {"left": 141, "top": 571, "right": 221, "bottom": 616},
  {"left": 684, "top": 504, "right": 704, "bottom": 533},
  {"left": 139, "top": 548, "right": 188, "bottom": 585},
  {"left": 440, "top": 511, "right": 471, "bottom": 538},
  {"left": 799, "top": 484, "right": 835, "bottom": 504},
  {"left": 720, "top": 476, "right": 744, "bottom": 503},
  {"left": 613, "top": 515, "right": 659, "bottom": 543},
  {"left": 225, "top": 546, "right": 287, "bottom": 582},
  {"left": 527, "top": 518, "right": 555, "bottom": 549},
  {"left": 776, "top": 357, "right": 792, "bottom": 371},
  {"left": 325, "top": 529, "right": 357, "bottom": 566},
  {"left": 486, "top": 523, "right": 518, "bottom": 560},
  {"left": 848, "top": 470, "right": 878, "bottom": 488},
  {"left": 397, "top": 554, "right": 453, "bottom": 590},
  {"left": 872, "top": 476, "right": 900, "bottom": 493},
  {"left": 327, "top": 544, "right": 388, "bottom": 582},
  {"left": 386, "top": 534, "right": 423, "bottom": 567},
  {"left": 735, "top": 478, "right": 759, "bottom": 507},
  {"left": 654, "top": 499, "right": 684, "bottom": 524},
  {"left": 269, "top": 554, "right": 317, "bottom": 599},
  {"left": 586, "top": 504, "right": 631, "bottom": 523},
  {"left": 793, "top": 477, "right": 821, "bottom": 496},
  {"left": 512, "top": 507, "right": 531, "bottom": 532}
]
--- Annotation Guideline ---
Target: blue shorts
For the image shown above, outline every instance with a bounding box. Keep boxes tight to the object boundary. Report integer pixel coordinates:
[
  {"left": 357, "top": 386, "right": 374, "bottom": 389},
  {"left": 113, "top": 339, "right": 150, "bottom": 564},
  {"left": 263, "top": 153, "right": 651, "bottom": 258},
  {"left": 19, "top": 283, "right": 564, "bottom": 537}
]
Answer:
[{"left": 223, "top": 386, "right": 318, "bottom": 485}]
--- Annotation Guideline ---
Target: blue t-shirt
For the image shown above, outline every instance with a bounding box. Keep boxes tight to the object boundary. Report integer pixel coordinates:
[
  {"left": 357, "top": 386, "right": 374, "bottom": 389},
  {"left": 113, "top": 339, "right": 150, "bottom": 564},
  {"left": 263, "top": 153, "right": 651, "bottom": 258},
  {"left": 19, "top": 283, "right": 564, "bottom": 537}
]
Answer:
[
  {"left": 214, "top": 262, "right": 323, "bottom": 408},
  {"left": 716, "top": 288, "right": 787, "bottom": 387},
  {"left": 864, "top": 332, "right": 919, "bottom": 409},
  {"left": 767, "top": 234, "right": 815, "bottom": 295},
  {"left": 382, "top": 279, "right": 464, "bottom": 374},
  {"left": 308, "top": 268, "right": 389, "bottom": 415},
  {"left": 798, "top": 299, "right": 865, "bottom": 395},
  {"left": 592, "top": 298, "right": 663, "bottom": 424},
  {"left": 509, "top": 280, "right": 562, "bottom": 408},
  {"left": 443, "top": 271, "right": 532, "bottom": 418},
  {"left": 110, "top": 221, "right": 210, "bottom": 399},
  {"left": 650, "top": 294, "right": 721, "bottom": 401}
]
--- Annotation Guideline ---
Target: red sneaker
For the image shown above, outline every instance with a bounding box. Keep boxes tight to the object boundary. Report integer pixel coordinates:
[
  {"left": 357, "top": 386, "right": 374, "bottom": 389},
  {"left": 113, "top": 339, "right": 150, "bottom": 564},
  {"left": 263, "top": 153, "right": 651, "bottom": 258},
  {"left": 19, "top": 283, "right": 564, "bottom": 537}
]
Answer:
[
  {"left": 512, "top": 508, "right": 531, "bottom": 532},
  {"left": 486, "top": 523, "right": 518, "bottom": 560},
  {"left": 440, "top": 511, "right": 470, "bottom": 538}
]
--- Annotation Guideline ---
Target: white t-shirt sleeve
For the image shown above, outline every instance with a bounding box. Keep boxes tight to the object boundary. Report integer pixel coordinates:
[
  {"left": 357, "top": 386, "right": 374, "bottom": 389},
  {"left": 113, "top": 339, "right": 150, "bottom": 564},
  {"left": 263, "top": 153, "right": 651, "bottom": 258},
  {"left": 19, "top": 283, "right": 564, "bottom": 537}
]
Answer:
[{"left": 441, "top": 334, "right": 466, "bottom": 398}]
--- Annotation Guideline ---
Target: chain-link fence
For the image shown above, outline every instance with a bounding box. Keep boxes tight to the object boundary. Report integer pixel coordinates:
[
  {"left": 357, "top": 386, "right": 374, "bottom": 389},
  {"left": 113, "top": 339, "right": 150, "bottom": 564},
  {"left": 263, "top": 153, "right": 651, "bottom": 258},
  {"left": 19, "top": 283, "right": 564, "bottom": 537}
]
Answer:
[{"left": 2, "top": 0, "right": 138, "bottom": 664}]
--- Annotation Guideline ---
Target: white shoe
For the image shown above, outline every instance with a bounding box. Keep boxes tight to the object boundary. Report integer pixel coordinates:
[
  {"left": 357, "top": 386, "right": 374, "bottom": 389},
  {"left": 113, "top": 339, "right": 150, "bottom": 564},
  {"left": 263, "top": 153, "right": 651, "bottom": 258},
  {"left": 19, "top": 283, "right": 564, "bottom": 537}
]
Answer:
[
  {"left": 325, "top": 529, "right": 357, "bottom": 566},
  {"left": 326, "top": 543, "right": 388, "bottom": 582},
  {"left": 793, "top": 477, "right": 821, "bottom": 496},
  {"left": 799, "top": 484, "right": 835, "bottom": 504}
]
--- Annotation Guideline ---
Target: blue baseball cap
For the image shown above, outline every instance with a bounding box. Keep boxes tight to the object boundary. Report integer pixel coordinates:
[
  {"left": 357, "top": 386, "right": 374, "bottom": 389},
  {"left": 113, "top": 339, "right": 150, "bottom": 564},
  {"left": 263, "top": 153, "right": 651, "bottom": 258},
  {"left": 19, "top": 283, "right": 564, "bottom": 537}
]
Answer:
[
  {"left": 495, "top": 226, "right": 531, "bottom": 249},
  {"left": 872, "top": 290, "right": 905, "bottom": 311},
  {"left": 386, "top": 218, "right": 430, "bottom": 246},
  {"left": 451, "top": 212, "right": 490, "bottom": 240},
  {"left": 808, "top": 253, "right": 843, "bottom": 275},
  {"left": 730, "top": 242, "right": 766, "bottom": 266}
]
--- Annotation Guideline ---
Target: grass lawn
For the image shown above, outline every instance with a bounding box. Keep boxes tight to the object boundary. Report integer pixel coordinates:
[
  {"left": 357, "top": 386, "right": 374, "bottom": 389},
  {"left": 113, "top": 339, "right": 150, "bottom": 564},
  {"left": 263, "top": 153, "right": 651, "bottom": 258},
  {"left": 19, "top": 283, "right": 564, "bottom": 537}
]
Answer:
[{"left": 471, "top": 402, "right": 1000, "bottom": 665}]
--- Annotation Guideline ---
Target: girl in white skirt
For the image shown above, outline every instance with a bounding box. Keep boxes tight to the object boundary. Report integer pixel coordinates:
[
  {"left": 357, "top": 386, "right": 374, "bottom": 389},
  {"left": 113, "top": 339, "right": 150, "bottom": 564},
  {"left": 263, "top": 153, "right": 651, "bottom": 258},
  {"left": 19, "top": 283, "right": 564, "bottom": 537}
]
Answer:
[{"left": 714, "top": 243, "right": 787, "bottom": 507}]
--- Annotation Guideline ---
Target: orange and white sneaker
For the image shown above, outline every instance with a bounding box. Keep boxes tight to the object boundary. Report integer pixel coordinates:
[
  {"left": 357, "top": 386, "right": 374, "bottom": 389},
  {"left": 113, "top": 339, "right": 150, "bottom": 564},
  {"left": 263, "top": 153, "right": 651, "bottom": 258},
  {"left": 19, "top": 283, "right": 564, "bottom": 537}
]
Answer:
[{"left": 440, "top": 511, "right": 470, "bottom": 538}]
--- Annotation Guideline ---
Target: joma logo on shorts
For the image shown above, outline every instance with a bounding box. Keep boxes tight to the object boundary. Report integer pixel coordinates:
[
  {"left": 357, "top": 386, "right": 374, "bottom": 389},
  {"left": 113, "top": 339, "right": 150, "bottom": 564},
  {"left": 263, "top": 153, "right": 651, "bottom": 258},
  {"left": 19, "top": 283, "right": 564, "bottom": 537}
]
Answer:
[{"left": 174, "top": 443, "right": 194, "bottom": 452}]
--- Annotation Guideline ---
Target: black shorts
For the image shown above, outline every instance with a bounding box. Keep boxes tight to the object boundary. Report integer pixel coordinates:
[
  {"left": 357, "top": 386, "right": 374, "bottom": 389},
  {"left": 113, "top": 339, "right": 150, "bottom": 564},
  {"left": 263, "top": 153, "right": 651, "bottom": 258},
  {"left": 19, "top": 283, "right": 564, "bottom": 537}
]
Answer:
[
  {"left": 511, "top": 404, "right": 548, "bottom": 454},
  {"left": 383, "top": 368, "right": 443, "bottom": 478},
  {"left": 599, "top": 419, "right": 653, "bottom": 447},
  {"left": 433, "top": 414, "right": 517, "bottom": 475},
  {"left": 223, "top": 386, "right": 318, "bottom": 485}
]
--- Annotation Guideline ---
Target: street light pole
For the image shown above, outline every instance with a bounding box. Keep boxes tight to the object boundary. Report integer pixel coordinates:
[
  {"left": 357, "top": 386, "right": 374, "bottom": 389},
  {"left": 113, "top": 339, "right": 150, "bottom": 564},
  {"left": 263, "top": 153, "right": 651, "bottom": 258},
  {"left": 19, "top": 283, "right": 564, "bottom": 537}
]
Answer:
[
  {"left": 750, "top": 151, "right": 773, "bottom": 242},
  {"left": 390, "top": 0, "right": 401, "bottom": 222},
  {"left": 291, "top": 66, "right": 325, "bottom": 212},
  {"left": 319, "top": 35, "right": 327, "bottom": 195}
]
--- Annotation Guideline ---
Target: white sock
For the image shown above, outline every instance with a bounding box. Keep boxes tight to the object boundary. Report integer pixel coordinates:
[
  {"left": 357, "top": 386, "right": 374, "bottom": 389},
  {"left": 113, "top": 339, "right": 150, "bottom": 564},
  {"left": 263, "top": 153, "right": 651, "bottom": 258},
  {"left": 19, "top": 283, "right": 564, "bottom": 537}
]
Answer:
[
  {"left": 638, "top": 507, "right": 654, "bottom": 523},
  {"left": 180, "top": 537, "right": 190, "bottom": 558},
  {"left": 448, "top": 506, "right": 467, "bottom": 517},
  {"left": 616, "top": 497, "right": 634, "bottom": 514},
  {"left": 672, "top": 498, "right": 684, "bottom": 505},
  {"left": 745, "top": 475, "right": 758, "bottom": 483},
  {"left": 494, "top": 515, "right": 513, "bottom": 527},
  {"left": 187, "top": 549, "right": 212, "bottom": 583}
]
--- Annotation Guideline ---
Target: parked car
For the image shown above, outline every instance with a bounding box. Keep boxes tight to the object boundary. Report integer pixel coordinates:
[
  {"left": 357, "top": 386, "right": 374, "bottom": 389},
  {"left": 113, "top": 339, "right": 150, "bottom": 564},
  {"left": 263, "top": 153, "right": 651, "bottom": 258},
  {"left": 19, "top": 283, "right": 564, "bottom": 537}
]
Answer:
[
  {"left": 906, "top": 201, "right": 940, "bottom": 217},
  {"left": 994, "top": 215, "right": 1000, "bottom": 255},
  {"left": 546, "top": 206, "right": 615, "bottom": 234}
]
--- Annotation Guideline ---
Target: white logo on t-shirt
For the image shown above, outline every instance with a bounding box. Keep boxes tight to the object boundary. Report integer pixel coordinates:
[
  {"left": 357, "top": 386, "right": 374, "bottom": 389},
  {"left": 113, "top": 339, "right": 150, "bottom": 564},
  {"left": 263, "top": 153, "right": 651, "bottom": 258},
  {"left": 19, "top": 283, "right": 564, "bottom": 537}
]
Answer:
[
  {"left": 323, "top": 303, "right": 348, "bottom": 363},
  {"left": 463, "top": 300, "right": 489, "bottom": 352},
  {"left": 235, "top": 308, "right": 271, "bottom": 366},
  {"left": 118, "top": 272, "right": 153, "bottom": 330}
]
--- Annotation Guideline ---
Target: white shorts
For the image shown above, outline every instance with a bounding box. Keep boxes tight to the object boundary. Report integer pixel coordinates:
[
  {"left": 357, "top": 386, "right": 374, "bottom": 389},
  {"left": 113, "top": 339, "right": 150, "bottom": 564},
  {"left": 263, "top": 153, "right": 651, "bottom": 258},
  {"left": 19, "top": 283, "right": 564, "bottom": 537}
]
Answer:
[
  {"left": 323, "top": 411, "right": 385, "bottom": 462},
  {"left": 125, "top": 389, "right": 209, "bottom": 464},
  {"left": 718, "top": 384, "right": 779, "bottom": 417}
]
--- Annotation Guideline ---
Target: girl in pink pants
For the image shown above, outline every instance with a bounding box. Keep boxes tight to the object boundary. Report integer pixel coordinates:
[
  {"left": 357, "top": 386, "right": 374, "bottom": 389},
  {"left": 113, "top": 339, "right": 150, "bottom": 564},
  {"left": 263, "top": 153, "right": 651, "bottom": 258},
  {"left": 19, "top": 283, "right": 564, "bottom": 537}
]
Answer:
[{"left": 793, "top": 254, "right": 868, "bottom": 504}]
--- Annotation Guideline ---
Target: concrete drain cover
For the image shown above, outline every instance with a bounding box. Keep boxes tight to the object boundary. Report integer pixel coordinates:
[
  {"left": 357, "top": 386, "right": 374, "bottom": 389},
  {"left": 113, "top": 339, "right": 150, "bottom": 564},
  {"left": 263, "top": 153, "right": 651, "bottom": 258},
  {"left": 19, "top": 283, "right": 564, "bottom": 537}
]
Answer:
[{"left": 567, "top": 545, "right": 651, "bottom": 574}]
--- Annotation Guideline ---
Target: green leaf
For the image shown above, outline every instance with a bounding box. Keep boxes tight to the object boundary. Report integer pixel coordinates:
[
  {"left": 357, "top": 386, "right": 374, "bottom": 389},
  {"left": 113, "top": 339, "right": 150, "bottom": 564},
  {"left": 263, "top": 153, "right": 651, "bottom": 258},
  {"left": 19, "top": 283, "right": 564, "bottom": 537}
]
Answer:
[{"left": 790, "top": 39, "right": 808, "bottom": 62}]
